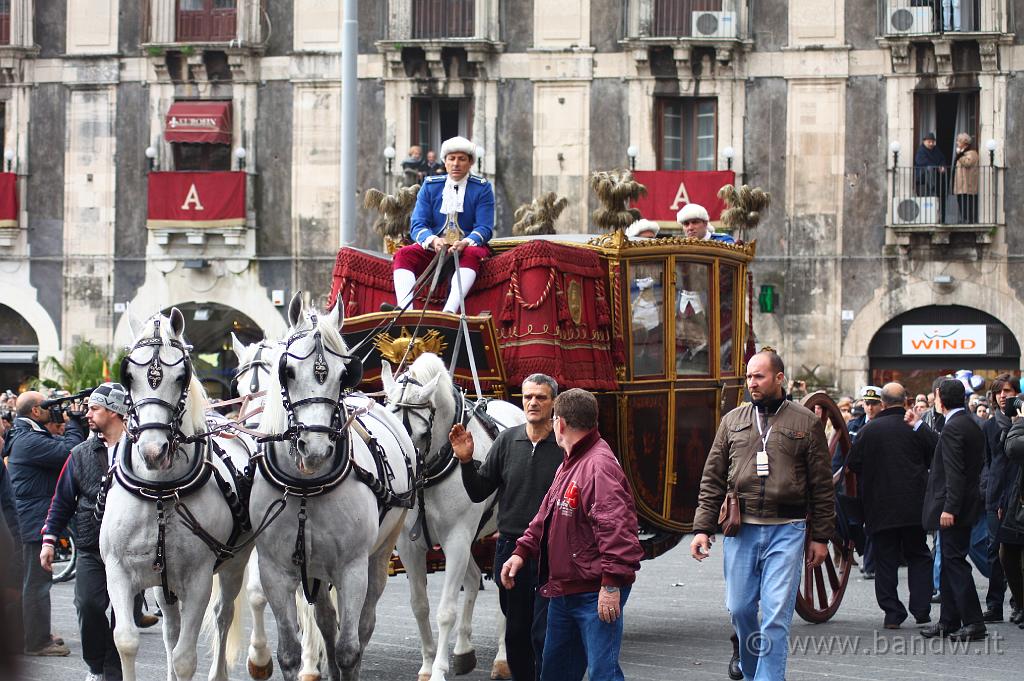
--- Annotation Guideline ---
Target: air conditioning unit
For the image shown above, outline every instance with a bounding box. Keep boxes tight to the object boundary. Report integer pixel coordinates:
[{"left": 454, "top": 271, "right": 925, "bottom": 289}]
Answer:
[
  {"left": 886, "top": 4, "right": 932, "bottom": 34},
  {"left": 892, "top": 196, "right": 939, "bottom": 225},
  {"left": 691, "top": 11, "right": 737, "bottom": 39}
]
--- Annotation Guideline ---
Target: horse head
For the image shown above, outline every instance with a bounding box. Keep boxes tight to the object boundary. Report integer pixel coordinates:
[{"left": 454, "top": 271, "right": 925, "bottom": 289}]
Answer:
[
  {"left": 231, "top": 333, "right": 281, "bottom": 426},
  {"left": 121, "top": 307, "right": 206, "bottom": 471},
  {"left": 382, "top": 352, "right": 455, "bottom": 459},
  {"left": 266, "top": 291, "right": 358, "bottom": 476}
]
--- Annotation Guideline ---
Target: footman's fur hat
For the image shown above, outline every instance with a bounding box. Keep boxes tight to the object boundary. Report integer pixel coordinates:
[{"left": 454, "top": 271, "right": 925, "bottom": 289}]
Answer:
[{"left": 440, "top": 136, "right": 476, "bottom": 160}]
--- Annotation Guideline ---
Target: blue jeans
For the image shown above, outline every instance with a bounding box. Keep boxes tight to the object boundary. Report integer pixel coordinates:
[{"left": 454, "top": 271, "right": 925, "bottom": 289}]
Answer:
[
  {"left": 724, "top": 521, "right": 806, "bottom": 681},
  {"left": 540, "top": 587, "right": 631, "bottom": 681},
  {"left": 933, "top": 517, "right": 991, "bottom": 591}
]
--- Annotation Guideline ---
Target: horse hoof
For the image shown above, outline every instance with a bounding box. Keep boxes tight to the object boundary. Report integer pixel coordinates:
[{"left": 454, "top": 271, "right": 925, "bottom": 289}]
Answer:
[
  {"left": 418, "top": 674, "right": 432, "bottom": 681},
  {"left": 299, "top": 674, "right": 321, "bottom": 681},
  {"left": 490, "top": 659, "right": 511, "bottom": 680},
  {"left": 451, "top": 650, "right": 477, "bottom": 675},
  {"left": 247, "top": 658, "right": 274, "bottom": 680}
]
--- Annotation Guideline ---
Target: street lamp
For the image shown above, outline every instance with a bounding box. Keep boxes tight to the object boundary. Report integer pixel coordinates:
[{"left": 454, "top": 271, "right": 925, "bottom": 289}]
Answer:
[
  {"left": 985, "top": 138, "right": 998, "bottom": 166},
  {"left": 234, "top": 146, "right": 247, "bottom": 171},
  {"left": 626, "top": 144, "right": 639, "bottom": 171},
  {"left": 383, "top": 145, "right": 396, "bottom": 176},
  {"left": 3, "top": 148, "right": 14, "bottom": 173},
  {"left": 889, "top": 141, "right": 901, "bottom": 169},
  {"left": 722, "top": 146, "right": 735, "bottom": 171},
  {"left": 475, "top": 145, "right": 485, "bottom": 173},
  {"left": 144, "top": 145, "right": 157, "bottom": 172}
]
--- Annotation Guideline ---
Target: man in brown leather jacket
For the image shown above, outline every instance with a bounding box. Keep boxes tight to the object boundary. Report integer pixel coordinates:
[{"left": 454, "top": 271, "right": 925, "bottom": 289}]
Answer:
[{"left": 690, "top": 349, "right": 834, "bottom": 681}]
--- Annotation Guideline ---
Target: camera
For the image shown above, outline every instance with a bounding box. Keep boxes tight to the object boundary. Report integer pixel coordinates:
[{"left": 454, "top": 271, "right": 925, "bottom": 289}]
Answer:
[{"left": 40, "top": 387, "right": 95, "bottom": 424}]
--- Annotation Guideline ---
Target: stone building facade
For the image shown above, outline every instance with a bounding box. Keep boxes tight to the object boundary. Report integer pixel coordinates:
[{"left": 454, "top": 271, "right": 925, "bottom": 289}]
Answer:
[{"left": 0, "top": 0, "right": 1019, "bottom": 395}]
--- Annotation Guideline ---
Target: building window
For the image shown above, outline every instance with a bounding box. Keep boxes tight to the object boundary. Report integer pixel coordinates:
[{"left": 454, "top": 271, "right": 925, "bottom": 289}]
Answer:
[
  {"left": 657, "top": 98, "right": 717, "bottom": 171},
  {"left": 913, "top": 90, "right": 979, "bottom": 158},
  {"left": 177, "top": 0, "right": 237, "bottom": 43},
  {"left": 653, "top": 0, "right": 728, "bottom": 37},
  {"left": 412, "top": 0, "right": 476, "bottom": 39},
  {"left": 172, "top": 143, "right": 231, "bottom": 171},
  {"left": 412, "top": 97, "right": 470, "bottom": 158},
  {"left": 0, "top": 0, "right": 10, "bottom": 46}
]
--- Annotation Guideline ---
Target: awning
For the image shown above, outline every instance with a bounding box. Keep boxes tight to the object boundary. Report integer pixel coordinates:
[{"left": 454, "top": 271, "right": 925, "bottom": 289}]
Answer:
[{"left": 164, "top": 101, "right": 232, "bottom": 145}]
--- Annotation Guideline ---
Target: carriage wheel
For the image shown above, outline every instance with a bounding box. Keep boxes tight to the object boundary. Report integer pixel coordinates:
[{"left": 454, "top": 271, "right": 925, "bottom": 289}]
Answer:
[{"left": 794, "top": 391, "right": 854, "bottom": 623}]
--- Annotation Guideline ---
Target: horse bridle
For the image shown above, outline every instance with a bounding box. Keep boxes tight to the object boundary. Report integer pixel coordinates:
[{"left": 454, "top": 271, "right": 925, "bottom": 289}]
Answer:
[
  {"left": 234, "top": 342, "right": 273, "bottom": 397},
  {"left": 120, "top": 318, "right": 198, "bottom": 454},
  {"left": 389, "top": 373, "right": 466, "bottom": 469}
]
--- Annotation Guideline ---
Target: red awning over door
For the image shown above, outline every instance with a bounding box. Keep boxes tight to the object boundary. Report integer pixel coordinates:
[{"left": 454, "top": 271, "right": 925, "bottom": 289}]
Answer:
[{"left": 164, "top": 101, "right": 232, "bottom": 145}]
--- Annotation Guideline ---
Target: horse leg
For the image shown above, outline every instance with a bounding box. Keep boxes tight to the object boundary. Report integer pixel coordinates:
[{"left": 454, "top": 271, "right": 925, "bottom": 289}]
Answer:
[
  {"left": 170, "top": 577, "right": 214, "bottom": 681},
  {"left": 332, "top": 558, "right": 370, "bottom": 681},
  {"left": 430, "top": 536, "right": 475, "bottom": 681},
  {"left": 246, "top": 553, "right": 274, "bottom": 679},
  {"left": 261, "top": 563, "right": 303, "bottom": 681},
  {"left": 397, "top": 533, "right": 435, "bottom": 681},
  {"left": 107, "top": 569, "right": 141, "bottom": 681},
  {"left": 208, "top": 560, "right": 247, "bottom": 681},
  {"left": 311, "top": 590, "right": 340, "bottom": 681},
  {"left": 490, "top": 610, "right": 511, "bottom": 680},
  {"left": 450, "top": 554, "right": 481, "bottom": 676},
  {"left": 154, "top": 590, "right": 182, "bottom": 681},
  {"left": 358, "top": 526, "right": 403, "bottom": 653}
]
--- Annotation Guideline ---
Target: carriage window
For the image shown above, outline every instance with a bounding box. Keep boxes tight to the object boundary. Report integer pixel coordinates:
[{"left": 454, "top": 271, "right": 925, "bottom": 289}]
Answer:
[
  {"left": 720, "top": 265, "right": 736, "bottom": 375},
  {"left": 629, "top": 262, "right": 665, "bottom": 377},
  {"left": 675, "top": 261, "right": 711, "bottom": 376}
]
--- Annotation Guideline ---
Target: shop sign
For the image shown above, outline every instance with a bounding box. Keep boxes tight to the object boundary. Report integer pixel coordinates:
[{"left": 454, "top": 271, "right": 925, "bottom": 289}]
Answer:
[{"left": 901, "top": 324, "right": 987, "bottom": 355}]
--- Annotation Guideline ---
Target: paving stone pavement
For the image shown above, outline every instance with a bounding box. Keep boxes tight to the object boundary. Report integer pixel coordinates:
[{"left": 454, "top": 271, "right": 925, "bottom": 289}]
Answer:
[{"left": 16, "top": 544, "right": 1024, "bottom": 680}]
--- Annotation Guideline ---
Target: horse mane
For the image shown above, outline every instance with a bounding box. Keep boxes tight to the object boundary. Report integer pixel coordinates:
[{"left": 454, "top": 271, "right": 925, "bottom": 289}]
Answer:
[
  {"left": 407, "top": 353, "right": 455, "bottom": 410},
  {"left": 136, "top": 313, "right": 210, "bottom": 434}
]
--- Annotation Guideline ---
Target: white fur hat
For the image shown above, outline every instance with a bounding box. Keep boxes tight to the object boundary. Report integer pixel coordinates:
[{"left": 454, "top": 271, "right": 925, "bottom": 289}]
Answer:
[
  {"left": 626, "top": 219, "right": 660, "bottom": 239},
  {"left": 676, "top": 203, "right": 710, "bottom": 224},
  {"left": 440, "top": 136, "right": 476, "bottom": 160}
]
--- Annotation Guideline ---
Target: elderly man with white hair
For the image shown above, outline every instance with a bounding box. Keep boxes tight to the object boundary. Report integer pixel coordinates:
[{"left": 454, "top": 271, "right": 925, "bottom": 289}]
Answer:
[
  {"left": 388, "top": 135, "right": 495, "bottom": 314},
  {"left": 676, "top": 203, "right": 735, "bottom": 244}
]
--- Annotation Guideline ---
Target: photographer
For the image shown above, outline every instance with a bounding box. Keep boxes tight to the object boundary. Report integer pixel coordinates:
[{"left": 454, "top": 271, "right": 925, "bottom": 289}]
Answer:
[{"left": 3, "top": 390, "right": 86, "bottom": 656}]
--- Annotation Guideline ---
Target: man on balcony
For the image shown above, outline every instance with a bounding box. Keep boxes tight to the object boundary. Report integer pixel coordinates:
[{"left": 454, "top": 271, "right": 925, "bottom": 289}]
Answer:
[
  {"left": 388, "top": 136, "right": 494, "bottom": 314},
  {"left": 914, "top": 132, "right": 948, "bottom": 223}
]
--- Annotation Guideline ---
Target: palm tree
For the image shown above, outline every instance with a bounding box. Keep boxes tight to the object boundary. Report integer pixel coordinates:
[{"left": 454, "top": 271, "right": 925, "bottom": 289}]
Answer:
[{"left": 40, "top": 341, "right": 112, "bottom": 392}]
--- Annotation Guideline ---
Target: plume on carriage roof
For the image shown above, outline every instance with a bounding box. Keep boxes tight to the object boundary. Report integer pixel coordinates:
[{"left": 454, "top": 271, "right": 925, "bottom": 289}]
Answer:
[
  {"left": 364, "top": 184, "right": 420, "bottom": 241},
  {"left": 512, "top": 192, "right": 569, "bottom": 236},
  {"left": 590, "top": 169, "right": 646, "bottom": 233}
]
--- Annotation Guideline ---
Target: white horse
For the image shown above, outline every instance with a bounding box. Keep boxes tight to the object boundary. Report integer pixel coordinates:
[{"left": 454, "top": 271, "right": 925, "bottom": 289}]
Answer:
[
  {"left": 382, "top": 353, "right": 523, "bottom": 681},
  {"left": 100, "top": 308, "right": 257, "bottom": 681},
  {"left": 250, "top": 292, "right": 417, "bottom": 681},
  {"left": 230, "top": 335, "right": 326, "bottom": 681}
]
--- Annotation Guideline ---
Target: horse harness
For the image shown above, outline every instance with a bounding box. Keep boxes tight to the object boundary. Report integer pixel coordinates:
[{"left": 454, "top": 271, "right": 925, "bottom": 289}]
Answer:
[{"left": 390, "top": 374, "right": 505, "bottom": 548}]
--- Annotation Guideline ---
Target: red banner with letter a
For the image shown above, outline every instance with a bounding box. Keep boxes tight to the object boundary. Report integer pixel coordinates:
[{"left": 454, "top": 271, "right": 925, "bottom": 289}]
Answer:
[
  {"left": 147, "top": 171, "right": 245, "bottom": 229},
  {"left": 632, "top": 170, "right": 735, "bottom": 222},
  {"left": 0, "top": 172, "right": 18, "bottom": 227}
]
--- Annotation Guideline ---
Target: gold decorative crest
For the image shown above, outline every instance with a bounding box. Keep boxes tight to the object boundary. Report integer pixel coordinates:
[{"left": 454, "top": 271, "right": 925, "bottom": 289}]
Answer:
[
  {"left": 374, "top": 327, "right": 448, "bottom": 365},
  {"left": 566, "top": 279, "right": 583, "bottom": 325}
]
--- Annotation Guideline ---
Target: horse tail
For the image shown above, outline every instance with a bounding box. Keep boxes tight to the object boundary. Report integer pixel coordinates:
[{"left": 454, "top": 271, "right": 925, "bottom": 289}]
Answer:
[
  {"left": 224, "top": 572, "right": 245, "bottom": 666},
  {"left": 200, "top": 575, "right": 221, "bottom": 653},
  {"left": 297, "top": 592, "right": 326, "bottom": 672},
  {"left": 200, "top": 572, "right": 246, "bottom": 668}
]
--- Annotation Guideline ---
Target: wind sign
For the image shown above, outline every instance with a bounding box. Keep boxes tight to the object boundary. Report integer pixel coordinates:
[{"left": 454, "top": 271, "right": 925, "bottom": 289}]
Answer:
[{"left": 901, "top": 325, "right": 987, "bottom": 355}]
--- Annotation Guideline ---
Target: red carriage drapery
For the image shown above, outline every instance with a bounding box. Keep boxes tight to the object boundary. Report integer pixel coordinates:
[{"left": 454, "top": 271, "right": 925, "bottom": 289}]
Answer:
[{"left": 328, "top": 240, "right": 619, "bottom": 390}]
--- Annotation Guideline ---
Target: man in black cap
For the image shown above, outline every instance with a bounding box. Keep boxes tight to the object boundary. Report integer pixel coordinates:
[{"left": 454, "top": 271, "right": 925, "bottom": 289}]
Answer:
[{"left": 914, "top": 131, "right": 948, "bottom": 222}]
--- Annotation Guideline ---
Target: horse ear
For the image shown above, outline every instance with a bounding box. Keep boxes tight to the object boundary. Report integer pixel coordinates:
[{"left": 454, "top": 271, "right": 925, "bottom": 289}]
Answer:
[
  {"left": 126, "top": 302, "right": 142, "bottom": 338},
  {"left": 230, "top": 332, "right": 246, "bottom": 360},
  {"left": 169, "top": 307, "right": 185, "bottom": 337},
  {"left": 327, "top": 298, "right": 344, "bottom": 331},
  {"left": 420, "top": 372, "right": 442, "bottom": 399},
  {"left": 381, "top": 361, "right": 395, "bottom": 394},
  {"left": 287, "top": 291, "right": 304, "bottom": 328}
]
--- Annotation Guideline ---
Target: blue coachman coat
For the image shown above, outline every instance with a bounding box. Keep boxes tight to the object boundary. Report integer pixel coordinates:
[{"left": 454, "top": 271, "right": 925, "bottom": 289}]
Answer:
[{"left": 409, "top": 174, "right": 495, "bottom": 247}]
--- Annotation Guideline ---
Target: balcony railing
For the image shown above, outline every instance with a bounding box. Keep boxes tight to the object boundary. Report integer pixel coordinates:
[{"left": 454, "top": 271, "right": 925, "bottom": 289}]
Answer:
[
  {"left": 889, "top": 165, "right": 999, "bottom": 227},
  {"left": 412, "top": 0, "right": 475, "bottom": 39},
  {"left": 878, "top": 0, "right": 1009, "bottom": 37},
  {"left": 650, "top": 0, "right": 744, "bottom": 39}
]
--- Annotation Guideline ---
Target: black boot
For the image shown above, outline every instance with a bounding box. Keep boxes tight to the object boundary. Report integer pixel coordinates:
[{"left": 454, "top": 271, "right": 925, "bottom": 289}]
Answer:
[{"left": 728, "top": 631, "right": 742, "bottom": 680}]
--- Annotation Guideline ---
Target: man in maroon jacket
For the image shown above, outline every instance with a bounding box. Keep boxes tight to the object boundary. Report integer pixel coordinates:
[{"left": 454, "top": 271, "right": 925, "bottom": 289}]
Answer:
[{"left": 501, "top": 388, "right": 643, "bottom": 681}]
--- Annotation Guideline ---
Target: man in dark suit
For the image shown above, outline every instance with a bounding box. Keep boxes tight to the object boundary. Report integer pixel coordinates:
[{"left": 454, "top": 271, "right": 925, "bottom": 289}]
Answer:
[
  {"left": 917, "top": 379, "right": 987, "bottom": 641},
  {"left": 847, "top": 382, "right": 934, "bottom": 629}
]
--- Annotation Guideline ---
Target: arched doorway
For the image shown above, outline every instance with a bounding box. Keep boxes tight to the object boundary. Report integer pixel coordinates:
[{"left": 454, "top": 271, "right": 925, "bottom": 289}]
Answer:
[
  {"left": 160, "top": 303, "right": 263, "bottom": 400},
  {"left": 868, "top": 305, "right": 1020, "bottom": 396},
  {"left": 0, "top": 303, "right": 39, "bottom": 392}
]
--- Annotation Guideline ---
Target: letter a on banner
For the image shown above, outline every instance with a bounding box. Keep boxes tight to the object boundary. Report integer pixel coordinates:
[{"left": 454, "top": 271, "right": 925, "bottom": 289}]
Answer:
[
  {"left": 181, "top": 183, "right": 205, "bottom": 211},
  {"left": 669, "top": 181, "right": 691, "bottom": 211}
]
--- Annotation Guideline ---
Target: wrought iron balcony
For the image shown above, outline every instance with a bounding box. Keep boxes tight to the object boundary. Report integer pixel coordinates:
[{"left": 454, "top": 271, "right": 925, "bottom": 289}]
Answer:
[
  {"left": 888, "top": 164, "right": 1002, "bottom": 244},
  {"left": 878, "top": 0, "right": 1011, "bottom": 37}
]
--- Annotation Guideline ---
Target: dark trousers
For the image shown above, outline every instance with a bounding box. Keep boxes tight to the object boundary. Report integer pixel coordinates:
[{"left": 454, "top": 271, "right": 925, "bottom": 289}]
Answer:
[
  {"left": 1000, "top": 543, "right": 1024, "bottom": 609},
  {"left": 939, "top": 525, "right": 984, "bottom": 629},
  {"left": 495, "top": 536, "right": 548, "bottom": 681},
  {"left": 956, "top": 193, "right": 978, "bottom": 224},
  {"left": 985, "top": 510, "right": 1009, "bottom": 611},
  {"left": 21, "top": 541, "right": 53, "bottom": 651},
  {"left": 75, "top": 551, "right": 122, "bottom": 679},
  {"left": 871, "top": 526, "right": 932, "bottom": 625}
]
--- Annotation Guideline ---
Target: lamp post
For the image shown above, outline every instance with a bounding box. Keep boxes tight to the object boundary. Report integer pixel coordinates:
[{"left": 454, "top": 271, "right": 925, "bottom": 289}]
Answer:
[
  {"left": 889, "top": 141, "right": 901, "bottom": 169},
  {"left": 144, "top": 145, "right": 157, "bottom": 172},
  {"left": 475, "top": 145, "right": 485, "bottom": 174},
  {"left": 383, "top": 145, "right": 395, "bottom": 176},
  {"left": 722, "top": 146, "right": 735, "bottom": 171},
  {"left": 3, "top": 148, "right": 14, "bottom": 173},
  {"left": 986, "top": 138, "right": 998, "bottom": 166},
  {"left": 626, "top": 144, "right": 639, "bottom": 171},
  {"left": 234, "top": 146, "right": 247, "bottom": 171}
]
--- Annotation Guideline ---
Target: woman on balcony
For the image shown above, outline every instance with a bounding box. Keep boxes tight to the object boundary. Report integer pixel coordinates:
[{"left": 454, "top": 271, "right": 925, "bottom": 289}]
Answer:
[{"left": 954, "top": 133, "right": 980, "bottom": 224}]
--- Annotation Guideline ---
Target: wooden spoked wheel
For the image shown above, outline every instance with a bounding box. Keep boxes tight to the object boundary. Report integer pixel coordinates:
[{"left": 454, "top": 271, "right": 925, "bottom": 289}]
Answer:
[{"left": 795, "top": 391, "right": 855, "bottom": 623}]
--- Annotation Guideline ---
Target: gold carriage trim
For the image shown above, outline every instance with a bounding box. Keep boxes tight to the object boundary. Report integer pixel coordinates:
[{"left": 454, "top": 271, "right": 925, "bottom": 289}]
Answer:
[{"left": 374, "top": 327, "right": 449, "bottom": 365}]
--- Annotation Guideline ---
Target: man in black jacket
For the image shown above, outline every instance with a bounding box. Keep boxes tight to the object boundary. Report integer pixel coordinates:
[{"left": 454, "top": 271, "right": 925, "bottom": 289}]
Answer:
[
  {"left": 981, "top": 374, "right": 1018, "bottom": 621},
  {"left": 848, "top": 382, "right": 934, "bottom": 628},
  {"left": 4, "top": 390, "right": 86, "bottom": 656},
  {"left": 918, "top": 379, "right": 987, "bottom": 641}
]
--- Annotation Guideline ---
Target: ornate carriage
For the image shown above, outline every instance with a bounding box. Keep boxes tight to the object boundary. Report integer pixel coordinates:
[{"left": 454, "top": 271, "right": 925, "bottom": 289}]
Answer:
[{"left": 328, "top": 228, "right": 854, "bottom": 623}]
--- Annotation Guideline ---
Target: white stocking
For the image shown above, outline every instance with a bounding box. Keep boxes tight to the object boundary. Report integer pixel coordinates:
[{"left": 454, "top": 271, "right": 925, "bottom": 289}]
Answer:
[
  {"left": 443, "top": 267, "right": 477, "bottom": 313},
  {"left": 394, "top": 268, "right": 417, "bottom": 308}
]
